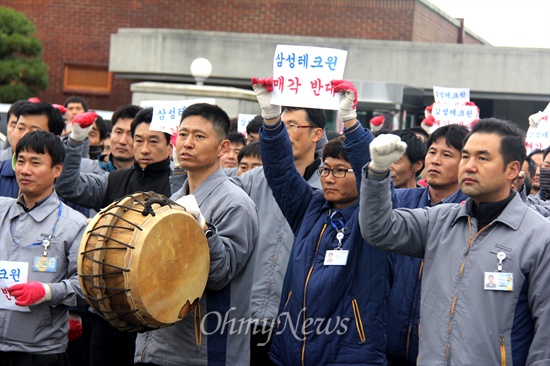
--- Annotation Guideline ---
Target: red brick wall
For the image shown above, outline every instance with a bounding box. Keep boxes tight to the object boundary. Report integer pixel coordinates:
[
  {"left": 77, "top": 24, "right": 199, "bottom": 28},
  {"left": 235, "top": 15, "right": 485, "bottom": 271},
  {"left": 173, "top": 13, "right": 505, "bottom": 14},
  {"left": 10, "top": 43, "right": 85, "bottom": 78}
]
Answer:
[{"left": 1, "top": 0, "right": 481, "bottom": 111}]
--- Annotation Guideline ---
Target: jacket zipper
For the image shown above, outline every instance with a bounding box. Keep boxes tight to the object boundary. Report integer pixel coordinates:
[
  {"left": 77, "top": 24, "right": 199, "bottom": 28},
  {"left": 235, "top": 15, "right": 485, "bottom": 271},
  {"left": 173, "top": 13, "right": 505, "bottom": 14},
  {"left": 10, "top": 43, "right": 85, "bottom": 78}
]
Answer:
[
  {"left": 351, "top": 299, "right": 366, "bottom": 343},
  {"left": 500, "top": 334, "right": 506, "bottom": 366},
  {"left": 301, "top": 220, "right": 328, "bottom": 366},
  {"left": 445, "top": 218, "right": 492, "bottom": 362}
]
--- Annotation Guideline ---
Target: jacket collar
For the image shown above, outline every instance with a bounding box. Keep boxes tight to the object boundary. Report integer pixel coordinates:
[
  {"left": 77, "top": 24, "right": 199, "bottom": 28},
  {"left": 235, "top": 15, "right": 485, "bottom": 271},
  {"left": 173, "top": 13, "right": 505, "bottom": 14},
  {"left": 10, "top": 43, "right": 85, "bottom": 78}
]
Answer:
[
  {"left": 11, "top": 191, "right": 60, "bottom": 222},
  {"left": 179, "top": 167, "right": 227, "bottom": 206},
  {"left": 452, "top": 191, "right": 525, "bottom": 230},
  {"left": 133, "top": 158, "right": 171, "bottom": 177}
]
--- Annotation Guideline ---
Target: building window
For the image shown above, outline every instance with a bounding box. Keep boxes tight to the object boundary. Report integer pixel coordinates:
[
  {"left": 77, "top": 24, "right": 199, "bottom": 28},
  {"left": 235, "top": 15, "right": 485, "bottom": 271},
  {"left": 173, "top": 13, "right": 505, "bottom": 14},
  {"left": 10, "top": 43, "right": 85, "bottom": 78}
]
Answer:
[{"left": 64, "top": 65, "right": 112, "bottom": 94}]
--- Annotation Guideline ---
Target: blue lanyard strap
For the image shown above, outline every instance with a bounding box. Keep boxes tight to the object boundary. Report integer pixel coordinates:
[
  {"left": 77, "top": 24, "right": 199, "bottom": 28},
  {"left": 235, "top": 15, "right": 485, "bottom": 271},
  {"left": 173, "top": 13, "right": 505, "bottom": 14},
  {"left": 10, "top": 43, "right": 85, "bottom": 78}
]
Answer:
[
  {"left": 329, "top": 211, "right": 345, "bottom": 232},
  {"left": 11, "top": 203, "right": 63, "bottom": 247}
]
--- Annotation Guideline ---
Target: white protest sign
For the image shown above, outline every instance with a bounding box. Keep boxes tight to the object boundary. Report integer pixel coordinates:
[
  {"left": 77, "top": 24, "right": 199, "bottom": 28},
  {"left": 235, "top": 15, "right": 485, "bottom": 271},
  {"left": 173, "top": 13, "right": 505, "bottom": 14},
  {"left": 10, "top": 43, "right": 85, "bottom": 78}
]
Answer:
[
  {"left": 431, "top": 103, "right": 479, "bottom": 129},
  {"left": 433, "top": 86, "right": 470, "bottom": 104},
  {"left": 140, "top": 99, "right": 216, "bottom": 135},
  {"left": 271, "top": 45, "right": 348, "bottom": 110},
  {"left": 237, "top": 114, "right": 256, "bottom": 135},
  {"left": 0, "top": 260, "right": 30, "bottom": 312},
  {"left": 525, "top": 102, "right": 550, "bottom": 155}
]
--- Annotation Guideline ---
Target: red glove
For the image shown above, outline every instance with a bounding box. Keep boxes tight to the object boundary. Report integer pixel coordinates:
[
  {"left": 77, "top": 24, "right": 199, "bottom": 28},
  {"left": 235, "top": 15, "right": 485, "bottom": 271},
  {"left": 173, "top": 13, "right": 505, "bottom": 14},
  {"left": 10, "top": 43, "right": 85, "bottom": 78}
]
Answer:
[
  {"left": 370, "top": 115, "right": 385, "bottom": 132},
  {"left": 28, "top": 97, "right": 41, "bottom": 103},
  {"left": 331, "top": 80, "right": 358, "bottom": 109},
  {"left": 52, "top": 104, "right": 68, "bottom": 114},
  {"left": 72, "top": 111, "right": 98, "bottom": 128},
  {"left": 251, "top": 77, "right": 280, "bottom": 119},
  {"left": 8, "top": 281, "right": 51, "bottom": 306},
  {"left": 251, "top": 77, "right": 274, "bottom": 92},
  {"left": 68, "top": 316, "right": 83, "bottom": 341},
  {"left": 420, "top": 114, "right": 435, "bottom": 134}
]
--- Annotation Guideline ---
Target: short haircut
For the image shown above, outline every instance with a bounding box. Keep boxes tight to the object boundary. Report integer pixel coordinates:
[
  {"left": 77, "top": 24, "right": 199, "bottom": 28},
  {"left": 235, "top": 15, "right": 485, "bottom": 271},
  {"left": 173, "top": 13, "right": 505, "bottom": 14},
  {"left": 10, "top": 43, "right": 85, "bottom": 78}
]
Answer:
[
  {"left": 543, "top": 146, "right": 550, "bottom": 161},
  {"left": 16, "top": 130, "right": 65, "bottom": 166},
  {"left": 282, "top": 106, "right": 326, "bottom": 129},
  {"left": 63, "top": 96, "right": 89, "bottom": 111},
  {"left": 7, "top": 100, "right": 27, "bottom": 118},
  {"left": 322, "top": 136, "right": 348, "bottom": 162},
  {"left": 94, "top": 115, "right": 109, "bottom": 141},
  {"left": 110, "top": 105, "right": 142, "bottom": 131},
  {"left": 179, "top": 103, "right": 230, "bottom": 141},
  {"left": 17, "top": 102, "right": 65, "bottom": 136},
  {"left": 228, "top": 132, "right": 246, "bottom": 146},
  {"left": 427, "top": 124, "right": 469, "bottom": 152},
  {"left": 237, "top": 141, "right": 261, "bottom": 164},
  {"left": 131, "top": 107, "right": 171, "bottom": 144},
  {"left": 528, "top": 149, "right": 543, "bottom": 158},
  {"left": 326, "top": 130, "right": 342, "bottom": 141},
  {"left": 390, "top": 129, "right": 427, "bottom": 174},
  {"left": 409, "top": 126, "right": 430, "bottom": 141},
  {"left": 466, "top": 118, "right": 526, "bottom": 168},
  {"left": 525, "top": 156, "right": 537, "bottom": 178},
  {"left": 246, "top": 115, "right": 263, "bottom": 135}
]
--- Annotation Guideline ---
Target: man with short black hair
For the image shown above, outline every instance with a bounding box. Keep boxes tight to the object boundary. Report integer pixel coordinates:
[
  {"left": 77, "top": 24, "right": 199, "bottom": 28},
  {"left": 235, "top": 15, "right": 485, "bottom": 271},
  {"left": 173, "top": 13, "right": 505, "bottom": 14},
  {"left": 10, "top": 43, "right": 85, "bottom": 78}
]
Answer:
[
  {"left": 245, "top": 115, "right": 263, "bottom": 143},
  {"left": 237, "top": 141, "right": 262, "bottom": 176},
  {"left": 389, "top": 129, "right": 426, "bottom": 189},
  {"left": 385, "top": 123, "right": 469, "bottom": 365},
  {"left": 360, "top": 118, "right": 550, "bottom": 365},
  {"left": 220, "top": 132, "right": 246, "bottom": 169},
  {"left": 63, "top": 96, "right": 89, "bottom": 136},
  {"left": 0, "top": 100, "right": 27, "bottom": 161},
  {"left": 135, "top": 103, "right": 258, "bottom": 366},
  {"left": 0, "top": 130, "right": 87, "bottom": 366}
]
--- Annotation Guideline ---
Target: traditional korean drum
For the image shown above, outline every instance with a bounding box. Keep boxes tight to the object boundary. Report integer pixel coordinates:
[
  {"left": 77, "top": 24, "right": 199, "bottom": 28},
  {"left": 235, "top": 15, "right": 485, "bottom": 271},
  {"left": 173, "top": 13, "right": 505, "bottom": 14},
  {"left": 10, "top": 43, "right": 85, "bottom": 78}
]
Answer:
[{"left": 78, "top": 191, "right": 209, "bottom": 332}]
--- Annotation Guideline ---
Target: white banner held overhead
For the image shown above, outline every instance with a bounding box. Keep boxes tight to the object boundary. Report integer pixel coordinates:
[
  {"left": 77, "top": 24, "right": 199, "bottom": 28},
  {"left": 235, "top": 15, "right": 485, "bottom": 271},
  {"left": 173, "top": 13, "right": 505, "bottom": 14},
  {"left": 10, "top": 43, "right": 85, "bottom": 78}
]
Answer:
[{"left": 271, "top": 45, "right": 348, "bottom": 110}]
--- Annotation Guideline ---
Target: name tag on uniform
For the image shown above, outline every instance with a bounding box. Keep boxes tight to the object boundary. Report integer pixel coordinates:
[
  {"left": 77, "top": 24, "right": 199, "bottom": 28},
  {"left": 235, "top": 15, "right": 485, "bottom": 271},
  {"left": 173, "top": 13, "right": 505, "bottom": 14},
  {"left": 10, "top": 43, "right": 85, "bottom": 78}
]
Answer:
[
  {"left": 324, "top": 250, "right": 349, "bottom": 266},
  {"left": 33, "top": 257, "right": 57, "bottom": 273},
  {"left": 484, "top": 271, "right": 513, "bottom": 291}
]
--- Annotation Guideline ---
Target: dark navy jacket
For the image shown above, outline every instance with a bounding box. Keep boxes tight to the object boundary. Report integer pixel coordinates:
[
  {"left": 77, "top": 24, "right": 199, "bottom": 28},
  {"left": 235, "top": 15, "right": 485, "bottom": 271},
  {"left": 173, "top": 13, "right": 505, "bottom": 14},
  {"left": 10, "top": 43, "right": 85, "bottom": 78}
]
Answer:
[
  {"left": 386, "top": 186, "right": 468, "bottom": 365},
  {"left": 261, "top": 121, "right": 392, "bottom": 366}
]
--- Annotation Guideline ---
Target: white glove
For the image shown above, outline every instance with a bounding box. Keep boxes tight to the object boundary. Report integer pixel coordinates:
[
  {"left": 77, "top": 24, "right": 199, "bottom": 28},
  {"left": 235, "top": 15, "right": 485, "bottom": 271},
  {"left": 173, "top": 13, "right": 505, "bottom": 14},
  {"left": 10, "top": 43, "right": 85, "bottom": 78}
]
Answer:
[
  {"left": 369, "top": 134, "right": 407, "bottom": 172},
  {"left": 251, "top": 77, "right": 281, "bottom": 120},
  {"left": 175, "top": 194, "right": 207, "bottom": 230},
  {"left": 70, "top": 112, "right": 97, "bottom": 142},
  {"left": 529, "top": 111, "right": 544, "bottom": 128},
  {"left": 70, "top": 124, "right": 92, "bottom": 142},
  {"left": 331, "top": 80, "right": 357, "bottom": 122}
]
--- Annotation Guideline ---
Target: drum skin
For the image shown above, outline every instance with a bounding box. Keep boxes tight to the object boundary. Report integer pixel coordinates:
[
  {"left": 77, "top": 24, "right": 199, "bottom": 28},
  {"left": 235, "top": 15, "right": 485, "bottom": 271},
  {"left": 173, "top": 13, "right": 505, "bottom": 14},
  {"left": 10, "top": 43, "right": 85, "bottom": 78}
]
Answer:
[{"left": 78, "top": 192, "right": 209, "bottom": 332}]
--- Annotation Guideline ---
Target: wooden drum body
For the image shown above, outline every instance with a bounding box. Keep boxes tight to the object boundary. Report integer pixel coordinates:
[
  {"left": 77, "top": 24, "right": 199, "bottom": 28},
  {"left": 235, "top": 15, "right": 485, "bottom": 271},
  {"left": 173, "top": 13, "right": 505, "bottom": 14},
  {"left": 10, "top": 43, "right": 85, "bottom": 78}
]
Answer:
[{"left": 78, "top": 192, "right": 209, "bottom": 332}]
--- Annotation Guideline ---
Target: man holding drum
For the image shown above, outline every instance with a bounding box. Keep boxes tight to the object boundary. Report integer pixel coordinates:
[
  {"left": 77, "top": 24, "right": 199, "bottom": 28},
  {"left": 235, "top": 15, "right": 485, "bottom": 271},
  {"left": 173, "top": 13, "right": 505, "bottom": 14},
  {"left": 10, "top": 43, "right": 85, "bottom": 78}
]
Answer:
[
  {"left": 0, "top": 130, "right": 87, "bottom": 366},
  {"left": 135, "top": 103, "right": 259, "bottom": 366}
]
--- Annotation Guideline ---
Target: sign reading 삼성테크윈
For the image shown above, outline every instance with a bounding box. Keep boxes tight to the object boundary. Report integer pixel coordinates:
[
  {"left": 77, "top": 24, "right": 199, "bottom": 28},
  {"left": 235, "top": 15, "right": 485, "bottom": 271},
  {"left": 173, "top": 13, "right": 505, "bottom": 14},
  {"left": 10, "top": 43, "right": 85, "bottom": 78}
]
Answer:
[
  {"left": 270, "top": 45, "right": 348, "bottom": 110},
  {"left": 141, "top": 98, "right": 216, "bottom": 135},
  {"left": 0, "top": 260, "right": 30, "bottom": 312}
]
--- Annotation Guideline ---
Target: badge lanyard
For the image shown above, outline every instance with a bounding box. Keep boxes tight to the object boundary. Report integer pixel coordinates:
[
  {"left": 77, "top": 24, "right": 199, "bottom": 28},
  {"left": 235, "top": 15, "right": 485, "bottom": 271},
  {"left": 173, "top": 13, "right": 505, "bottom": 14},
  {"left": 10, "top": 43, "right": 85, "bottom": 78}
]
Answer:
[
  {"left": 11, "top": 203, "right": 63, "bottom": 257},
  {"left": 329, "top": 211, "right": 346, "bottom": 249}
]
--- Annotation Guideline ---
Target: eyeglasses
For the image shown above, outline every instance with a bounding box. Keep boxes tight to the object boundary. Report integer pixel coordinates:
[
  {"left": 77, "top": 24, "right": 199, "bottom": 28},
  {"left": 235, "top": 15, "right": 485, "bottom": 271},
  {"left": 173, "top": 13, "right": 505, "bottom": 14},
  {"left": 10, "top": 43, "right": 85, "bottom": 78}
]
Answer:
[
  {"left": 285, "top": 123, "right": 316, "bottom": 133},
  {"left": 317, "top": 167, "right": 354, "bottom": 178}
]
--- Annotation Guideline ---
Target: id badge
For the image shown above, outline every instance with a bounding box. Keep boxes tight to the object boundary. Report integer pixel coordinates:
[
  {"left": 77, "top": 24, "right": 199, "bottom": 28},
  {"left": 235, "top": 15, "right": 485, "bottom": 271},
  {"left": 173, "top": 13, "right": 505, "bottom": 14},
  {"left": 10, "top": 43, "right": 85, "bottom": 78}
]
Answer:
[
  {"left": 324, "top": 250, "right": 349, "bottom": 266},
  {"left": 484, "top": 271, "right": 513, "bottom": 291},
  {"left": 33, "top": 257, "right": 57, "bottom": 273}
]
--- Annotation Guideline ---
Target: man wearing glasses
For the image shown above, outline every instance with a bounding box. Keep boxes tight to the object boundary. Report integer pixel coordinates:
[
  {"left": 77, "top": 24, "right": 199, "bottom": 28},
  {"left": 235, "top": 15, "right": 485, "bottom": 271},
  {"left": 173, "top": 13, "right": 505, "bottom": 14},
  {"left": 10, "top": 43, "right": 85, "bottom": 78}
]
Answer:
[
  {"left": 251, "top": 78, "right": 392, "bottom": 365},
  {"left": 231, "top": 97, "right": 326, "bottom": 364}
]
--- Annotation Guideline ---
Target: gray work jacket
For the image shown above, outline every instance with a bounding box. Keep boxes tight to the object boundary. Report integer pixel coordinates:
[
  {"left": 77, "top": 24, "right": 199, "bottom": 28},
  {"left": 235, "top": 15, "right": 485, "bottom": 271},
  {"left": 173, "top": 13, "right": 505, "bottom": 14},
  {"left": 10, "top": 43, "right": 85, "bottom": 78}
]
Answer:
[
  {"left": 359, "top": 173, "right": 550, "bottom": 365},
  {"left": 0, "top": 192, "right": 86, "bottom": 354}
]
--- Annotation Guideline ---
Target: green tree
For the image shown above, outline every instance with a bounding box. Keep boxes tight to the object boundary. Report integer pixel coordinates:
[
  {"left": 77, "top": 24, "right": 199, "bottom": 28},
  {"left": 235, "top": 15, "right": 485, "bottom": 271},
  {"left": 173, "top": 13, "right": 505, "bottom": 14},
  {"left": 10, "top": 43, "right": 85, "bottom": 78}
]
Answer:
[{"left": 0, "top": 6, "right": 48, "bottom": 102}]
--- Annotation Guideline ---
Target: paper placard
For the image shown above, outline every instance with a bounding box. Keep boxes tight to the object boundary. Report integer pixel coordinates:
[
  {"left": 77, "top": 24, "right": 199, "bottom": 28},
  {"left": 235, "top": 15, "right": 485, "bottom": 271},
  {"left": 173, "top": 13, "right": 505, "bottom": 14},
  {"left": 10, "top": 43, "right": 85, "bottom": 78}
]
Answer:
[
  {"left": 433, "top": 86, "right": 470, "bottom": 104},
  {"left": 525, "top": 102, "right": 550, "bottom": 155},
  {"left": 140, "top": 99, "right": 216, "bottom": 135},
  {"left": 237, "top": 114, "right": 256, "bottom": 135},
  {"left": 0, "top": 260, "right": 30, "bottom": 312},
  {"left": 271, "top": 45, "right": 348, "bottom": 110}
]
